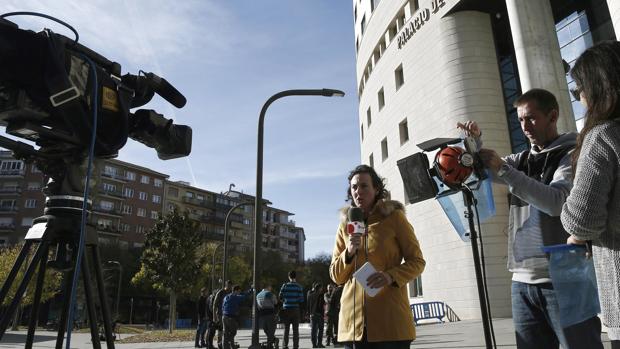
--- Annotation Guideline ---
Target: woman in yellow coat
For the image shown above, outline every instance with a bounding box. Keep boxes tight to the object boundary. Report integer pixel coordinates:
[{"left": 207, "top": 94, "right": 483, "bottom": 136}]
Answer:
[{"left": 330, "top": 165, "right": 425, "bottom": 348}]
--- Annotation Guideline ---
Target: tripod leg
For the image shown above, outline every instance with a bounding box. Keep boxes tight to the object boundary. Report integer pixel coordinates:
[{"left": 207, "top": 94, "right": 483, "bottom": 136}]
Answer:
[
  {"left": 25, "top": 241, "right": 50, "bottom": 349},
  {"left": 55, "top": 253, "right": 77, "bottom": 349},
  {"left": 91, "top": 246, "right": 116, "bottom": 349},
  {"left": 0, "top": 241, "right": 33, "bottom": 308},
  {"left": 81, "top": 252, "right": 102, "bottom": 349},
  {"left": 0, "top": 241, "right": 47, "bottom": 339}
]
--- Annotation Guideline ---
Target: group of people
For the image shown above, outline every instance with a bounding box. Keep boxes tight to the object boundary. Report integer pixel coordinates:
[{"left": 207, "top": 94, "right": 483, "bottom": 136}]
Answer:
[
  {"left": 194, "top": 271, "right": 343, "bottom": 349},
  {"left": 328, "top": 40, "right": 620, "bottom": 349}
]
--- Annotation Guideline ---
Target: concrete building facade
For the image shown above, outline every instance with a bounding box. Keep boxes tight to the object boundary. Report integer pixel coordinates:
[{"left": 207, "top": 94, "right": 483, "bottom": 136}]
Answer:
[{"left": 353, "top": 0, "right": 616, "bottom": 319}]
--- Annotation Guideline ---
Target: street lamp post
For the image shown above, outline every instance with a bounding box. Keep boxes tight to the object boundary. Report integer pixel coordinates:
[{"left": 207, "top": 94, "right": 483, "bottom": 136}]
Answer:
[
  {"left": 222, "top": 201, "right": 253, "bottom": 284},
  {"left": 249, "top": 89, "right": 345, "bottom": 349}
]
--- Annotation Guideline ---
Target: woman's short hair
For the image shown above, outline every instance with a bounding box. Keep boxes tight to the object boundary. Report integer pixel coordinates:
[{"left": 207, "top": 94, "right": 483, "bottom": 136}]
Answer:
[{"left": 346, "top": 165, "right": 389, "bottom": 204}]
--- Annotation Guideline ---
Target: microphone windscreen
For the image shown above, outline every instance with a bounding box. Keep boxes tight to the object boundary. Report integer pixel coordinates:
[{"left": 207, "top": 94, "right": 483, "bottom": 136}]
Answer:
[{"left": 348, "top": 207, "right": 364, "bottom": 223}]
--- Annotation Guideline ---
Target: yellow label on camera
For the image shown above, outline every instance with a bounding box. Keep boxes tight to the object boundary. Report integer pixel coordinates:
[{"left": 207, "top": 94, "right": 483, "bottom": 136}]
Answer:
[{"left": 102, "top": 86, "right": 119, "bottom": 112}]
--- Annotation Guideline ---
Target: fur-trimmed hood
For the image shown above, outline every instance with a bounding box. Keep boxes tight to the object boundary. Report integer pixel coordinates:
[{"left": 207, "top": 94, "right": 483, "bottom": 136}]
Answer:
[{"left": 339, "top": 199, "right": 405, "bottom": 222}]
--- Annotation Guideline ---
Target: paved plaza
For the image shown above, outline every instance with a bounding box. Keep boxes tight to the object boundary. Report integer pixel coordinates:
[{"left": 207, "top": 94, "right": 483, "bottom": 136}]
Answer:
[{"left": 0, "top": 318, "right": 616, "bottom": 349}]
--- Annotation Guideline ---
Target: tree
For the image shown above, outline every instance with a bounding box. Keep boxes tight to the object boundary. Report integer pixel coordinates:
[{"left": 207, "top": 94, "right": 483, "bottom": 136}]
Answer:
[
  {"left": 131, "top": 209, "right": 203, "bottom": 333},
  {"left": 0, "top": 243, "right": 62, "bottom": 328},
  {"left": 302, "top": 253, "right": 332, "bottom": 290}
]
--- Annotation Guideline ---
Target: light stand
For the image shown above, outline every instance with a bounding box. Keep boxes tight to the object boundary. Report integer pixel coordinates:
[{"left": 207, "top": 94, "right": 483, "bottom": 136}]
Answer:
[
  {"left": 398, "top": 138, "right": 496, "bottom": 349},
  {"left": 462, "top": 187, "right": 494, "bottom": 349}
]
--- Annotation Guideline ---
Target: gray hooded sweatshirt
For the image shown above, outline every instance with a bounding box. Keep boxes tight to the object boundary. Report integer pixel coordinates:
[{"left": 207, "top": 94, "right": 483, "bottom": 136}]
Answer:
[{"left": 493, "top": 132, "right": 577, "bottom": 283}]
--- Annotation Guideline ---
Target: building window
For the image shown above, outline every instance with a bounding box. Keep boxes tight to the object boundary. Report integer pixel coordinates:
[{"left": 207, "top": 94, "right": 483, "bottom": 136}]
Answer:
[
  {"left": 126, "top": 171, "right": 136, "bottom": 181},
  {"left": 408, "top": 276, "right": 423, "bottom": 297},
  {"left": 103, "top": 165, "right": 117, "bottom": 176},
  {"left": 168, "top": 187, "right": 179, "bottom": 197},
  {"left": 25, "top": 199, "right": 37, "bottom": 208},
  {"left": 31, "top": 165, "right": 41, "bottom": 173},
  {"left": 102, "top": 183, "right": 116, "bottom": 192},
  {"left": 99, "top": 200, "right": 114, "bottom": 211},
  {"left": 354, "top": 4, "right": 357, "bottom": 22},
  {"left": 0, "top": 217, "right": 13, "bottom": 228},
  {"left": 150, "top": 211, "right": 159, "bottom": 219},
  {"left": 137, "top": 208, "right": 146, "bottom": 217},
  {"left": 361, "top": 14, "right": 366, "bottom": 34},
  {"left": 21, "top": 217, "right": 34, "bottom": 227},
  {"left": 399, "top": 118, "right": 409, "bottom": 145},
  {"left": 136, "top": 225, "right": 145, "bottom": 234},
  {"left": 186, "top": 191, "right": 194, "bottom": 198},
  {"left": 152, "top": 195, "right": 161, "bottom": 204},
  {"left": 27, "top": 182, "right": 41, "bottom": 191},
  {"left": 381, "top": 138, "right": 389, "bottom": 162},
  {"left": 378, "top": 88, "right": 385, "bottom": 110},
  {"left": 395, "top": 64, "right": 404, "bottom": 90},
  {"left": 0, "top": 160, "right": 23, "bottom": 172},
  {"left": 122, "top": 205, "right": 132, "bottom": 214},
  {"left": 119, "top": 223, "right": 131, "bottom": 232},
  {"left": 361, "top": 124, "right": 364, "bottom": 141},
  {"left": 140, "top": 175, "right": 150, "bottom": 184},
  {"left": 139, "top": 192, "right": 147, "bottom": 201},
  {"left": 123, "top": 187, "right": 134, "bottom": 198},
  {"left": 369, "top": 153, "right": 374, "bottom": 168},
  {"left": 367, "top": 107, "right": 372, "bottom": 127},
  {"left": 154, "top": 179, "right": 163, "bottom": 187}
]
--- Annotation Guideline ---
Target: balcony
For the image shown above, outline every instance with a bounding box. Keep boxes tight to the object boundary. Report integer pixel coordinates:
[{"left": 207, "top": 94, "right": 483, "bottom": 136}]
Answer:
[
  {"left": 0, "top": 206, "right": 18, "bottom": 213},
  {"left": 96, "top": 224, "right": 122, "bottom": 236},
  {"left": 0, "top": 169, "right": 25, "bottom": 177},
  {"left": 182, "top": 197, "right": 215, "bottom": 209},
  {"left": 92, "top": 205, "right": 123, "bottom": 217},
  {"left": 0, "top": 187, "right": 21, "bottom": 195},
  {"left": 101, "top": 171, "right": 128, "bottom": 182},
  {"left": 202, "top": 215, "right": 224, "bottom": 225},
  {"left": 99, "top": 187, "right": 125, "bottom": 199},
  {"left": 0, "top": 223, "right": 15, "bottom": 231}
]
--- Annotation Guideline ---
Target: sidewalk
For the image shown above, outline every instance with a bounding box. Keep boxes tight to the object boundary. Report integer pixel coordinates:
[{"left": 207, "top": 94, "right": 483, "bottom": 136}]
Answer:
[{"left": 0, "top": 318, "right": 614, "bottom": 348}]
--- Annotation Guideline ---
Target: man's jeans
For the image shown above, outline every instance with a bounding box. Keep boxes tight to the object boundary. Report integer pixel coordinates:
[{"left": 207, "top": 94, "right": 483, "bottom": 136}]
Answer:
[
  {"left": 310, "top": 313, "right": 324, "bottom": 347},
  {"left": 195, "top": 317, "right": 207, "bottom": 347},
  {"left": 511, "top": 281, "right": 602, "bottom": 349}
]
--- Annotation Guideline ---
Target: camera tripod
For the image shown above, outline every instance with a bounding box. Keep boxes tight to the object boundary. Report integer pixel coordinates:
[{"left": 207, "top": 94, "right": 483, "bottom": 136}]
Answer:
[{"left": 0, "top": 161, "right": 115, "bottom": 349}]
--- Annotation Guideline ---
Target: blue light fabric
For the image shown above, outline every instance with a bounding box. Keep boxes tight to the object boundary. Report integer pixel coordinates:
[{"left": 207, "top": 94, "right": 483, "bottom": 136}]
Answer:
[{"left": 542, "top": 244, "right": 600, "bottom": 327}]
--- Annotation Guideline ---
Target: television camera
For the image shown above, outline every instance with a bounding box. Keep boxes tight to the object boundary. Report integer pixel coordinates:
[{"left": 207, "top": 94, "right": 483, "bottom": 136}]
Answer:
[{"left": 0, "top": 12, "right": 193, "bottom": 349}]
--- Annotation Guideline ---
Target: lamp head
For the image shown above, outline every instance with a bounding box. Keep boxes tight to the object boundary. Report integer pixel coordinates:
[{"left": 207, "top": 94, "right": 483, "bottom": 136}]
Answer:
[{"left": 322, "top": 89, "right": 345, "bottom": 97}]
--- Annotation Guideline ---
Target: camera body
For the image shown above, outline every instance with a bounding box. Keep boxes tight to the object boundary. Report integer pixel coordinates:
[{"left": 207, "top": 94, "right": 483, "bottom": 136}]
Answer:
[{"left": 0, "top": 16, "right": 191, "bottom": 161}]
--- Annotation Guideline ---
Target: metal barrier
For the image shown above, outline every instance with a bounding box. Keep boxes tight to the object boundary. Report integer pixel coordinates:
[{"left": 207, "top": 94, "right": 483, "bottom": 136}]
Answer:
[{"left": 410, "top": 301, "right": 446, "bottom": 324}]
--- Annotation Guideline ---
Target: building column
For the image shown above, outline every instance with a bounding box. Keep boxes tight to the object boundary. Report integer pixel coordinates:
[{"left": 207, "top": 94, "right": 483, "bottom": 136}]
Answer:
[
  {"left": 607, "top": 0, "right": 620, "bottom": 39},
  {"left": 506, "top": 0, "right": 576, "bottom": 133}
]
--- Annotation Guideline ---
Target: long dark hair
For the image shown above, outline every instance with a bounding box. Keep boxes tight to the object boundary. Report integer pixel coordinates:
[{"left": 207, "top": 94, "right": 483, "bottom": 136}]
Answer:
[
  {"left": 345, "top": 165, "right": 388, "bottom": 205},
  {"left": 570, "top": 40, "right": 620, "bottom": 168}
]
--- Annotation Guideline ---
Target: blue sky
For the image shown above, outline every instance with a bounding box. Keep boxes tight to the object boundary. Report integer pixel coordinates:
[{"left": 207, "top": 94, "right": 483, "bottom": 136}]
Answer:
[{"left": 5, "top": 1, "right": 361, "bottom": 259}]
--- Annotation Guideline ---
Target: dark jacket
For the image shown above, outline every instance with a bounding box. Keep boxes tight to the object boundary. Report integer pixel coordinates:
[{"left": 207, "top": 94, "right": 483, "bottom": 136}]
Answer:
[{"left": 307, "top": 289, "right": 324, "bottom": 316}]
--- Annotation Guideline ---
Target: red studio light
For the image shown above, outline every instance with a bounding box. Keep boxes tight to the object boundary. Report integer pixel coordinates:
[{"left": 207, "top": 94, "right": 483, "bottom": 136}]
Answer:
[{"left": 434, "top": 146, "right": 474, "bottom": 186}]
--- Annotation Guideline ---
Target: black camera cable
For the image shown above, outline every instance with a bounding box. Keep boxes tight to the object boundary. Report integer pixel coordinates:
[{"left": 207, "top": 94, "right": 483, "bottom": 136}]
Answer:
[{"left": 0, "top": 11, "right": 79, "bottom": 44}]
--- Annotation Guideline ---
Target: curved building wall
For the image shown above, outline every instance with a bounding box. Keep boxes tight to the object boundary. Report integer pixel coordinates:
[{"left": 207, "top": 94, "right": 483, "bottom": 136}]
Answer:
[{"left": 354, "top": 0, "right": 513, "bottom": 319}]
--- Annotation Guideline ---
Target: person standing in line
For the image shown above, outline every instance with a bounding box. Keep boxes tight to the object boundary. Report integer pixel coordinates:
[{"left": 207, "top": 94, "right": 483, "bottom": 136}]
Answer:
[
  {"left": 205, "top": 290, "right": 216, "bottom": 349},
  {"left": 195, "top": 287, "right": 210, "bottom": 348},
  {"left": 257, "top": 284, "right": 279, "bottom": 349},
  {"left": 458, "top": 88, "right": 602, "bottom": 348},
  {"left": 307, "top": 282, "right": 325, "bottom": 348},
  {"left": 222, "top": 286, "right": 250, "bottom": 349},
  {"left": 330, "top": 165, "right": 425, "bottom": 348},
  {"left": 279, "top": 270, "right": 304, "bottom": 349},
  {"left": 212, "top": 280, "right": 232, "bottom": 349},
  {"left": 561, "top": 40, "right": 620, "bottom": 349},
  {"left": 323, "top": 284, "right": 336, "bottom": 347},
  {"left": 330, "top": 285, "right": 343, "bottom": 346}
]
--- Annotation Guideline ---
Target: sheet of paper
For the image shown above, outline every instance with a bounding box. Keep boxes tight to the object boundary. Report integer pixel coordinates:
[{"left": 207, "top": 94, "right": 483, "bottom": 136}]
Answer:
[{"left": 352, "top": 261, "right": 382, "bottom": 297}]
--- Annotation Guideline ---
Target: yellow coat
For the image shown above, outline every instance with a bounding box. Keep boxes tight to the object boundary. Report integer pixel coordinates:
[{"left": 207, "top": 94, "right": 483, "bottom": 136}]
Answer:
[{"left": 329, "top": 200, "right": 425, "bottom": 342}]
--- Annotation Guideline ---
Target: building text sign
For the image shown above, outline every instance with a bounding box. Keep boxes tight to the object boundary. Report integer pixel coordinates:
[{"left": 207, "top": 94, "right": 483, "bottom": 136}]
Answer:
[{"left": 397, "top": 0, "right": 446, "bottom": 49}]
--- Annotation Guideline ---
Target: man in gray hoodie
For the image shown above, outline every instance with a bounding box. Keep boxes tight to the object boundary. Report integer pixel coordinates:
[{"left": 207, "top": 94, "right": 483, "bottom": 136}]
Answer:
[{"left": 458, "top": 88, "right": 602, "bottom": 349}]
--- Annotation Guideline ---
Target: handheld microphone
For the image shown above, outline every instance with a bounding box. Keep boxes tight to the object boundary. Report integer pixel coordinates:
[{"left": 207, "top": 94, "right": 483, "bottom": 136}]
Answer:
[
  {"left": 347, "top": 207, "right": 366, "bottom": 236},
  {"left": 144, "top": 72, "right": 187, "bottom": 108}
]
